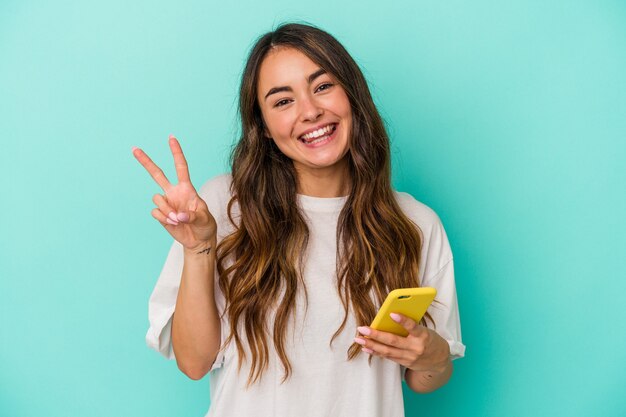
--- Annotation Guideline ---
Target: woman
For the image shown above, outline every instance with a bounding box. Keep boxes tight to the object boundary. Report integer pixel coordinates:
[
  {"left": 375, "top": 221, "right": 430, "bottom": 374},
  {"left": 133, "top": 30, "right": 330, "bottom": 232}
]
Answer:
[{"left": 133, "top": 22, "right": 465, "bottom": 417}]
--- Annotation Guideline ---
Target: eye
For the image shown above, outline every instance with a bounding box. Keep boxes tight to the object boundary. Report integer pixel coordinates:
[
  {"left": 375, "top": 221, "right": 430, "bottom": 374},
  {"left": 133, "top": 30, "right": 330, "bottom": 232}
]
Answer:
[
  {"left": 273, "top": 83, "right": 333, "bottom": 108},
  {"left": 274, "top": 98, "right": 292, "bottom": 108},
  {"left": 316, "top": 83, "right": 333, "bottom": 92}
]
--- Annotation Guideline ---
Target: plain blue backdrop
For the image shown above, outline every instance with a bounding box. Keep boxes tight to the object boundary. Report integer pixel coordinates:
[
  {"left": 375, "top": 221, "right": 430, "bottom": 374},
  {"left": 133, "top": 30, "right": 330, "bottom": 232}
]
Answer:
[{"left": 1, "top": 1, "right": 625, "bottom": 416}]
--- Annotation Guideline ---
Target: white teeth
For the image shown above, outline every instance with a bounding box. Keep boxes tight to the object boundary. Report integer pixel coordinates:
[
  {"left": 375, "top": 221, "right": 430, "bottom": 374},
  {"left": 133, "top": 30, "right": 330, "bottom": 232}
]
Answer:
[
  {"left": 306, "top": 135, "right": 330, "bottom": 145},
  {"left": 300, "top": 124, "right": 335, "bottom": 141}
]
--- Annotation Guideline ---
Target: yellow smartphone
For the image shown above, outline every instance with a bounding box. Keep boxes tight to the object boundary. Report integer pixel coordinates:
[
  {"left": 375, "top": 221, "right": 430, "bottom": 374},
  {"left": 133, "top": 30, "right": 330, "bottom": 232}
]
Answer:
[{"left": 370, "top": 287, "right": 437, "bottom": 337}]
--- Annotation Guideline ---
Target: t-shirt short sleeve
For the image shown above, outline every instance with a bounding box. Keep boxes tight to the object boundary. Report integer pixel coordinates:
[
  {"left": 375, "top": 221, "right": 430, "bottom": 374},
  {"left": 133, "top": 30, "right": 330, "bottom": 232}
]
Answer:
[
  {"left": 145, "top": 240, "right": 182, "bottom": 360},
  {"left": 422, "top": 259, "right": 466, "bottom": 360},
  {"left": 400, "top": 259, "right": 465, "bottom": 381},
  {"left": 394, "top": 191, "right": 466, "bottom": 381}
]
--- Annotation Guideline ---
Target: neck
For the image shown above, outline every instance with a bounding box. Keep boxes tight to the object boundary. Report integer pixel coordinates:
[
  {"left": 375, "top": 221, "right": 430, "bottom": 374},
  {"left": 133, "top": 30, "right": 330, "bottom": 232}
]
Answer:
[{"left": 294, "top": 158, "right": 351, "bottom": 198}]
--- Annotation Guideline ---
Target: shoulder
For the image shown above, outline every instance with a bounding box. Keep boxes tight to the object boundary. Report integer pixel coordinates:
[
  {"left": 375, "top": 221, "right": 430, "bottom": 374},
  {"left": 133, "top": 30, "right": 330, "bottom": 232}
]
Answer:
[
  {"left": 197, "top": 173, "right": 233, "bottom": 217},
  {"left": 393, "top": 190, "right": 442, "bottom": 232},
  {"left": 198, "top": 173, "right": 232, "bottom": 198},
  {"left": 198, "top": 173, "right": 233, "bottom": 202},
  {"left": 393, "top": 190, "right": 453, "bottom": 279}
]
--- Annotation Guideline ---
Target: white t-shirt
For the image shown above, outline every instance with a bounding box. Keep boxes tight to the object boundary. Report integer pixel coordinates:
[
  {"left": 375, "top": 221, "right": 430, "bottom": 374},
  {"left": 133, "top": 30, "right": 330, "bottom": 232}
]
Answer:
[{"left": 146, "top": 173, "right": 465, "bottom": 417}]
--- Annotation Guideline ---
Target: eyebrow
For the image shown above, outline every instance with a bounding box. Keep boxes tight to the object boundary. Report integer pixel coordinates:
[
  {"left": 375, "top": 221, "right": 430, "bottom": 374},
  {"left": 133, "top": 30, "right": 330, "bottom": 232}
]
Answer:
[{"left": 263, "top": 68, "right": 328, "bottom": 101}]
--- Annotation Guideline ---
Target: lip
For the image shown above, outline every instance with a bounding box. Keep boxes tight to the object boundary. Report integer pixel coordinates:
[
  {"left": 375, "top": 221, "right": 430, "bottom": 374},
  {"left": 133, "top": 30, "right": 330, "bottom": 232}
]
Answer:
[{"left": 297, "top": 122, "right": 337, "bottom": 139}]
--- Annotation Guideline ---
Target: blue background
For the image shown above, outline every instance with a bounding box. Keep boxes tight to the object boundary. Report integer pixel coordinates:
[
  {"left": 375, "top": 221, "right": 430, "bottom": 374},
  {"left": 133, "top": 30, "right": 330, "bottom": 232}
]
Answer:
[{"left": 1, "top": 1, "right": 625, "bottom": 416}]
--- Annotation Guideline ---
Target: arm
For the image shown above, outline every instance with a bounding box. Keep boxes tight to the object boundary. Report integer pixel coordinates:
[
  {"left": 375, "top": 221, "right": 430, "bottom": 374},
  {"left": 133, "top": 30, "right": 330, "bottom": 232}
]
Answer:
[
  {"left": 133, "top": 136, "right": 222, "bottom": 380},
  {"left": 171, "top": 238, "right": 221, "bottom": 380}
]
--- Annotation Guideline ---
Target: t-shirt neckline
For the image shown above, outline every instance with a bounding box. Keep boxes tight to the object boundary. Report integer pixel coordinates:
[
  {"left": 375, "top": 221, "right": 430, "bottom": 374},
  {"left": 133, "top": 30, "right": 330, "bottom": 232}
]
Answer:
[{"left": 296, "top": 193, "right": 348, "bottom": 213}]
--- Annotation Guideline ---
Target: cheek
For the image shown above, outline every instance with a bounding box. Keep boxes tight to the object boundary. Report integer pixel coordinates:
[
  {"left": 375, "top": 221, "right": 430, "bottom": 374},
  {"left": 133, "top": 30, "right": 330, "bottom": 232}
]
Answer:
[
  {"left": 336, "top": 100, "right": 353, "bottom": 124},
  {"left": 261, "top": 107, "right": 285, "bottom": 135},
  {"left": 266, "top": 115, "right": 292, "bottom": 139}
]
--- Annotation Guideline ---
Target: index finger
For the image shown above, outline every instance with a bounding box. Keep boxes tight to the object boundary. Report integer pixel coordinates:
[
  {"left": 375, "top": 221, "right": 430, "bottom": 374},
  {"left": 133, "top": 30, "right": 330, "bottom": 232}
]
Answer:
[
  {"left": 169, "top": 135, "right": 191, "bottom": 183},
  {"left": 389, "top": 313, "right": 420, "bottom": 335},
  {"left": 132, "top": 146, "right": 173, "bottom": 191}
]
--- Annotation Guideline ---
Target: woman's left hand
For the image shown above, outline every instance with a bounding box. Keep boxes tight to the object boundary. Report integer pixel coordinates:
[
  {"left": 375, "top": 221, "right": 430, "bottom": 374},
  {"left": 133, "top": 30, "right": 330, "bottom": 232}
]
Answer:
[{"left": 354, "top": 313, "right": 450, "bottom": 373}]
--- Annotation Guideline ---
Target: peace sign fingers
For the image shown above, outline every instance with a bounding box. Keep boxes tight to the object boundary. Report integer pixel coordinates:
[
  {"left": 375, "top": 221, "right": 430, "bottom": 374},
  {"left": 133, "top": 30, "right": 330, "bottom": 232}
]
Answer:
[
  {"left": 133, "top": 135, "right": 218, "bottom": 250},
  {"left": 132, "top": 146, "right": 173, "bottom": 192}
]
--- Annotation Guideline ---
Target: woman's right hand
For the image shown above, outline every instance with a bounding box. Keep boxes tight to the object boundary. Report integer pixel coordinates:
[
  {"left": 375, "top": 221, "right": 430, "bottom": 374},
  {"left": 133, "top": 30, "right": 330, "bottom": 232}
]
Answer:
[{"left": 132, "top": 135, "right": 217, "bottom": 252}]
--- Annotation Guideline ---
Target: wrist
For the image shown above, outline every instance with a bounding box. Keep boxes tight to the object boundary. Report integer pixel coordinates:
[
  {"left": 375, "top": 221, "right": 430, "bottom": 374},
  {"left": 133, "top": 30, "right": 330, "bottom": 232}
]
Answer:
[
  {"left": 429, "top": 354, "right": 452, "bottom": 375},
  {"left": 184, "top": 238, "right": 217, "bottom": 257},
  {"left": 410, "top": 330, "right": 451, "bottom": 374},
  {"left": 432, "top": 332, "right": 452, "bottom": 372}
]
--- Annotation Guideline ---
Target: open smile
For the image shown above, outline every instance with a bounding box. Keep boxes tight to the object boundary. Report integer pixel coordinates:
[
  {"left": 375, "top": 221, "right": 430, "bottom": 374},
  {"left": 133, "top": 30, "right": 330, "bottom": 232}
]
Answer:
[{"left": 298, "top": 123, "right": 338, "bottom": 148}]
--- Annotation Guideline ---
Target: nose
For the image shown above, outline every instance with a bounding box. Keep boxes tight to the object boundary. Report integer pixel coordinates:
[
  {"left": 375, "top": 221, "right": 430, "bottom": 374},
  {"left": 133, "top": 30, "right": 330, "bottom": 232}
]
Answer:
[{"left": 299, "top": 95, "right": 323, "bottom": 122}]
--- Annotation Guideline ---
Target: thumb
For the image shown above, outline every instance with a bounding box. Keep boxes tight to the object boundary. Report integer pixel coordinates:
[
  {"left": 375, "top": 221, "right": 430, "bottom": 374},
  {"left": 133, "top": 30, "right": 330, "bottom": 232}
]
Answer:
[
  {"left": 176, "top": 197, "right": 201, "bottom": 223},
  {"left": 176, "top": 211, "right": 192, "bottom": 223}
]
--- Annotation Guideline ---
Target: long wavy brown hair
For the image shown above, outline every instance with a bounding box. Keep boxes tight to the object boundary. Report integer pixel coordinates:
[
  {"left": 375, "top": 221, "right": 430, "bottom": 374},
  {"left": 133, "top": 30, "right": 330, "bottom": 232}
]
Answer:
[{"left": 215, "top": 22, "right": 433, "bottom": 387}]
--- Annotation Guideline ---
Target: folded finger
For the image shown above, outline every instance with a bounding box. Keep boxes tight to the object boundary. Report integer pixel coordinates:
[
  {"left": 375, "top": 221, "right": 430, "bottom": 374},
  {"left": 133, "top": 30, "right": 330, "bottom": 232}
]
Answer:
[
  {"left": 151, "top": 207, "right": 178, "bottom": 227},
  {"left": 152, "top": 194, "right": 178, "bottom": 223},
  {"left": 360, "top": 346, "right": 411, "bottom": 368}
]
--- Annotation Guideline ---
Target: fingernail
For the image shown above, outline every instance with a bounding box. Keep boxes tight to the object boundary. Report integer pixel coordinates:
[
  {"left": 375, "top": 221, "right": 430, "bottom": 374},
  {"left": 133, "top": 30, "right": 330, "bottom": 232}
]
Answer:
[
  {"left": 354, "top": 337, "right": 366, "bottom": 346},
  {"left": 132, "top": 146, "right": 138, "bottom": 152},
  {"left": 166, "top": 218, "right": 179, "bottom": 226},
  {"left": 390, "top": 313, "right": 402, "bottom": 322},
  {"left": 177, "top": 212, "right": 189, "bottom": 222},
  {"left": 362, "top": 348, "right": 374, "bottom": 354},
  {"left": 168, "top": 212, "right": 178, "bottom": 222},
  {"left": 169, "top": 134, "right": 176, "bottom": 140},
  {"left": 357, "top": 326, "right": 371, "bottom": 336}
]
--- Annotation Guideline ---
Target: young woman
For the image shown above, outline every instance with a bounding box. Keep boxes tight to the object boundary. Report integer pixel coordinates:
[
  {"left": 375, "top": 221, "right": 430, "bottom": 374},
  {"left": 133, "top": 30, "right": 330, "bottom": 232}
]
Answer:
[{"left": 133, "top": 22, "right": 465, "bottom": 417}]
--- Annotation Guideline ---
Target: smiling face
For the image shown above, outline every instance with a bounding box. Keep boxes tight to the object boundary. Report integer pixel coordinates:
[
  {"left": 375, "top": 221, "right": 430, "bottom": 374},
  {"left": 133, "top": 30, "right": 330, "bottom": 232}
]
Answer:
[{"left": 256, "top": 47, "right": 353, "bottom": 194}]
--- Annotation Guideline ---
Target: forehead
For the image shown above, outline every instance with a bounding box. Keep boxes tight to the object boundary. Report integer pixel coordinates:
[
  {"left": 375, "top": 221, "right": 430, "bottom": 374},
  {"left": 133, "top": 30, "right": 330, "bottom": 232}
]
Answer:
[{"left": 257, "top": 47, "right": 324, "bottom": 93}]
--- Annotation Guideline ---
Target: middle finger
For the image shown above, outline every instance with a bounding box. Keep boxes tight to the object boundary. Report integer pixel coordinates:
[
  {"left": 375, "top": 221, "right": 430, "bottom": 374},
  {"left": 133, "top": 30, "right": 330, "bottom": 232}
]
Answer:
[
  {"left": 354, "top": 336, "right": 406, "bottom": 359},
  {"left": 169, "top": 135, "right": 191, "bottom": 183}
]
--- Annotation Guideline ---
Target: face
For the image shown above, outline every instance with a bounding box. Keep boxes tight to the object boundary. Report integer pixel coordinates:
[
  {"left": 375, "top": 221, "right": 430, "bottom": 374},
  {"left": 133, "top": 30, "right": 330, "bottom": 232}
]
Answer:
[{"left": 256, "top": 47, "right": 352, "bottom": 177}]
